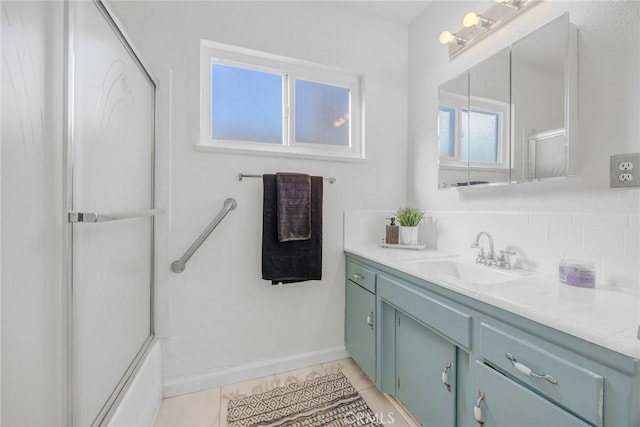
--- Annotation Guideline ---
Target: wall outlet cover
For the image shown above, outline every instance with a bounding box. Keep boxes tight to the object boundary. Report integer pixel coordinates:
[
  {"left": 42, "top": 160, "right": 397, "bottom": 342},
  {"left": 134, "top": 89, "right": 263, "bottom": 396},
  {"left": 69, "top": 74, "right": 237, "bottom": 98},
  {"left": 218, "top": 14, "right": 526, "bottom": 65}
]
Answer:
[{"left": 610, "top": 153, "right": 640, "bottom": 189}]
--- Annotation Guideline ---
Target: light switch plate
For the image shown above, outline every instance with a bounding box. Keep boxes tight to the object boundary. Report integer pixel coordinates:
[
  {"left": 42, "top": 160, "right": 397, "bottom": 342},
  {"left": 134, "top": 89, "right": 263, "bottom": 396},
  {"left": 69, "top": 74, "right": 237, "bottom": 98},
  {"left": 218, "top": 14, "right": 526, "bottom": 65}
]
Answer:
[{"left": 610, "top": 153, "right": 640, "bottom": 189}]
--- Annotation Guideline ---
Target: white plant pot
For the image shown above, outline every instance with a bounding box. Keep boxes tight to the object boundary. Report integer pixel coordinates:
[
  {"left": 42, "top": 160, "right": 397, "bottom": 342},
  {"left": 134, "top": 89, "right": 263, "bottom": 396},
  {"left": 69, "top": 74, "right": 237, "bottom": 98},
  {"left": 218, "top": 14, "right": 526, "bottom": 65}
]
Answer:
[{"left": 399, "top": 226, "right": 419, "bottom": 245}]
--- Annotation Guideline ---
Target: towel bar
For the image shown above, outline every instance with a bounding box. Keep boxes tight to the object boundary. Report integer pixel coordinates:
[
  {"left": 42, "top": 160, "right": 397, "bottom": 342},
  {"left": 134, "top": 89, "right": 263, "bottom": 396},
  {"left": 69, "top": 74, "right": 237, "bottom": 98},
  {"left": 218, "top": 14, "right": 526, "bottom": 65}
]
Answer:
[
  {"left": 238, "top": 173, "right": 335, "bottom": 184},
  {"left": 170, "top": 198, "right": 237, "bottom": 273}
]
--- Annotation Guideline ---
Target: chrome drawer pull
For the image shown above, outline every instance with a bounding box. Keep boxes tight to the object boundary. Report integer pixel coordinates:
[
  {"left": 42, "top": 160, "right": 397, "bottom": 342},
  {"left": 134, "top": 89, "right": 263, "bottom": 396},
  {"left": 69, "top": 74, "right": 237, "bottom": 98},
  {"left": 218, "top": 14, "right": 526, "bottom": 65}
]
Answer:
[
  {"left": 352, "top": 273, "right": 365, "bottom": 281},
  {"left": 505, "top": 353, "right": 558, "bottom": 385},
  {"left": 474, "top": 390, "right": 485, "bottom": 426},
  {"left": 441, "top": 360, "right": 452, "bottom": 392},
  {"left": 366, "top": 311, "right": 374, "bottom": 329}
]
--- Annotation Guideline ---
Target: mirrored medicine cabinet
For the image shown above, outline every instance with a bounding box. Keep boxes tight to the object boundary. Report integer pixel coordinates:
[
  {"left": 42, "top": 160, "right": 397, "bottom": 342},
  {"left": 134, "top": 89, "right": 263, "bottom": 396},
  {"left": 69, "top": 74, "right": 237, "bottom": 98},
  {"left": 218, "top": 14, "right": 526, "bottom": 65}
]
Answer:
[{"left": 438, "top": 13, "right": 577, "bottom": 190}]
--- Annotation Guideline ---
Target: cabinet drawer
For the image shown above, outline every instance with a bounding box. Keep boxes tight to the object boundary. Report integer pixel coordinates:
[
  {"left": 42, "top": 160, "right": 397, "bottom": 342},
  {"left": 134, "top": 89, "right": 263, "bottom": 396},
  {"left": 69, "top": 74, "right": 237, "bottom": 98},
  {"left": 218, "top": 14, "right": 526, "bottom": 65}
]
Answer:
[
  {"left": 474, "top": 362, "right": 590, "bottom": 427},
  {"left": 480, "top": 322, "right": 603, "bottom": 427},
  {"left": 346, "top": 260, "right": 376, "bottom": 293},
  {"left": 378, "top": 274, "right": 471, "bottom": 349}
]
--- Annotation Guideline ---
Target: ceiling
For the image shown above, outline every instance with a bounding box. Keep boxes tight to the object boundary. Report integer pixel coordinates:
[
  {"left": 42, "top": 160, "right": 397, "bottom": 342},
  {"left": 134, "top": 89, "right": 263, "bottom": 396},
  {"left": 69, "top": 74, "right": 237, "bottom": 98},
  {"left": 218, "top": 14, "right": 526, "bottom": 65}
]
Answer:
[
  {"left": 340, "top": 1, "right": 432, "bottom": 25},
  {"left": 211, "top": 0, "right": 431, "bottom": 25}
]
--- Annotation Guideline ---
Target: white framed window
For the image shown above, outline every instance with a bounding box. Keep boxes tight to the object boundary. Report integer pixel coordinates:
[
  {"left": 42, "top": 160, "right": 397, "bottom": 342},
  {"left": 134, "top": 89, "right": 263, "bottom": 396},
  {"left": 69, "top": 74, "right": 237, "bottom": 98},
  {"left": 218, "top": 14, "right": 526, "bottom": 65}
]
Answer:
[
  {"left": 438, "top": 92, "right": 509, "bottom": 169},
  {"left": 199, "top": 40, "right": 364, "bottom": 161}
]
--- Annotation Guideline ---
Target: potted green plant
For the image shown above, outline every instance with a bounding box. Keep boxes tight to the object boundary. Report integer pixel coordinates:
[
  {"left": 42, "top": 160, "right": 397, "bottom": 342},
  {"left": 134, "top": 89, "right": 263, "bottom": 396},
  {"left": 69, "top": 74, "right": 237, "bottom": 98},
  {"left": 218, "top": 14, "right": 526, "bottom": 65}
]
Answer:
[{"left": 396, "top": 207, "right": 425, "bottom": 245}]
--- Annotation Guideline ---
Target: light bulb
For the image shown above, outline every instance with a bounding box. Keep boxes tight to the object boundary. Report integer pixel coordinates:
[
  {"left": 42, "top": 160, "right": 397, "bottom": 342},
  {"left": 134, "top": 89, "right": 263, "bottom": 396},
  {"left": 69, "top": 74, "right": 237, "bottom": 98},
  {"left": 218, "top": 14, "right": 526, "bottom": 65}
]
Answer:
[
  {"left": 463, "top": 12, "right": 493, "bottom": 28},
  {"left": 439, "top": 30, "right": 454, "bottom": 44},
  {"left": 439, "top": 30, "right": 466, "bottom": 46},
  {"left": 463, "top": 12, "right": 480, "bottom": 28}
]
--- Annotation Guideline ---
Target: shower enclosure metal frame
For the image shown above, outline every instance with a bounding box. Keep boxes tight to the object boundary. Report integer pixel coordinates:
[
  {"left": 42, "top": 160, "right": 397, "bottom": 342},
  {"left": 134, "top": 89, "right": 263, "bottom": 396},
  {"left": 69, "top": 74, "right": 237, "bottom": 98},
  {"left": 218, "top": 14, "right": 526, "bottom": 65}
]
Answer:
[{"left": 63, "top": 1, "right": 159, "bottom": 424}]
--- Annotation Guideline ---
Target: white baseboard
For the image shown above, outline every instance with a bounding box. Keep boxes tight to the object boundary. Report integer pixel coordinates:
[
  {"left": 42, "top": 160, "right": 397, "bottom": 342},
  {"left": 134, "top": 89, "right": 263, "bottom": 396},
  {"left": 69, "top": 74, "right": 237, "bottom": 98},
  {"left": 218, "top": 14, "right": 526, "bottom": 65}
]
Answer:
[
  {"left": 163, "top": 346, "right": 349, "bottom": 398},
  {"left": 108, "top": 341, "right": 163, "bottom": 427}
]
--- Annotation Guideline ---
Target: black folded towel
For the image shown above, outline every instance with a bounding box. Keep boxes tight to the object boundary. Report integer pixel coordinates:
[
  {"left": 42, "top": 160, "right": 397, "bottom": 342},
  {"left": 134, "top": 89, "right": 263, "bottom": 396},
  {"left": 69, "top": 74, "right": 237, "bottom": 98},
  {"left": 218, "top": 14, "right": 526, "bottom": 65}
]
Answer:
[
  {"left": 276, "top": 173, "right": 311, "bottom": 242},
  {"left": 262, "top": 174, "right": 323, "bottom": 284}
]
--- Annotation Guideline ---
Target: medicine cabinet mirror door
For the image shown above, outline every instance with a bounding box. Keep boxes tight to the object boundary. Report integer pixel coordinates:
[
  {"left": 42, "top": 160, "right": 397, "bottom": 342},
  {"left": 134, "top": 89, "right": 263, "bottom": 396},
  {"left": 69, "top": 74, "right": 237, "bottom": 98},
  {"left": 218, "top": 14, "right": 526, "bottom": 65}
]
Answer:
[
  {"left": 468, "top": 47, "right": 511, "bottom": 186},
  {"left": 437, "top": 48, "right": 510, "bottom": 189},
  {"left": 511, "top": 13, "right": 571, "bottom": 183}
]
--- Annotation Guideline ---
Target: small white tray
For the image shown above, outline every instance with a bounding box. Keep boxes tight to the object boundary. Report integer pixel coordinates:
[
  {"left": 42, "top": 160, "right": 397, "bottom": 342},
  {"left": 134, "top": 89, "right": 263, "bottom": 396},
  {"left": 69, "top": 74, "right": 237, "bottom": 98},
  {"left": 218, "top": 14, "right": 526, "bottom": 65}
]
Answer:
[{"left": 380, "top": 240, "right": 427, "bottom": 250}]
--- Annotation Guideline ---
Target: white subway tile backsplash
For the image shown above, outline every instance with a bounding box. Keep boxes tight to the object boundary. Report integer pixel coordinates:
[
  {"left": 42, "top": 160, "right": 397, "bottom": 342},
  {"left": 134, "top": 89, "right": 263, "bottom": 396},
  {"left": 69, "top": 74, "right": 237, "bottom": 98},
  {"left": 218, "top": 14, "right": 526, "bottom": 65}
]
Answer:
[
  {"left": 521, "top": 223, "right": 550, "bottom": 255},
  {"left": 624, "top": 229, "right": 639, "bottom": 261},
  {"left": 548, "top": 224, "right": 583, "bottom": 258},
  {"left": 345, "top": 209, "right": 639, "bottom": 291},
  {"left": 528, "top": 212, "right": 572, "bottom": 226},
  {"left": 628, "top": 213, "right": 639, "bottom": 233},
  {"left": 492, "top": 212, "right": 529, "bottom": 225},
  {"left": 583, "top": 225, "right": 625, "bottom": 260},
  {"left": 572, "top": 213, "right": 629, "bottom": 228},
  {"left": 430, "top": 211, "right": 636, "bottom": 285}
]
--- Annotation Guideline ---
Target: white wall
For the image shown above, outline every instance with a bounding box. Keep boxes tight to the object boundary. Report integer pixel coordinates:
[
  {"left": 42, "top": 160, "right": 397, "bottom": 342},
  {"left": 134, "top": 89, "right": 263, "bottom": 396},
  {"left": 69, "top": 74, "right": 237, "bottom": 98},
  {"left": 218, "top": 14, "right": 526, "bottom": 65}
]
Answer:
[
  {"left": 107, "top": 1, "right": 408, "bottom": 394},
  {"left": 1, "top": 1, "right": 65, "bottom": 425},
  {"left": 409, "top": 0, "right": 639, "bottom": 212}
]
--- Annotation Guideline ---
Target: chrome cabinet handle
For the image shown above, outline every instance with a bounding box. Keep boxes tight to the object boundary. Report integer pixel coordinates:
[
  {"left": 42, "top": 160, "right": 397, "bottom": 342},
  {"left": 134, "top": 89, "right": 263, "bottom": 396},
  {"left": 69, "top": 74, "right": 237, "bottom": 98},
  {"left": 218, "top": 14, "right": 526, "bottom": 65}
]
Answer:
[
  {"left": 366, "top": 311, "right": 374, "bottom": 329},
  {"left": 474, "top": 390, "right": 485, "bottom": 426},
  {"left": 441, "top": 360, "right": 452, "bottom": 392},
  {"left": 352, "top": 273, "right": 364, "bottom": 281},
  {"left": 505, "top": 353, "right": 558, "bottom": 384}
]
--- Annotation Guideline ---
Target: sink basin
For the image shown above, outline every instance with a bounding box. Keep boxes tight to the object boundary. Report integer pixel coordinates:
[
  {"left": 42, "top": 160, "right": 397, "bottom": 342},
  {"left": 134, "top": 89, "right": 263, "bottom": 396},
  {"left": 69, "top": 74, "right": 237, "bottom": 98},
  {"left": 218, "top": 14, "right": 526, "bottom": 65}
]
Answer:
[{"left": 407, "top": 259, "right": 529, "bottom": 289}]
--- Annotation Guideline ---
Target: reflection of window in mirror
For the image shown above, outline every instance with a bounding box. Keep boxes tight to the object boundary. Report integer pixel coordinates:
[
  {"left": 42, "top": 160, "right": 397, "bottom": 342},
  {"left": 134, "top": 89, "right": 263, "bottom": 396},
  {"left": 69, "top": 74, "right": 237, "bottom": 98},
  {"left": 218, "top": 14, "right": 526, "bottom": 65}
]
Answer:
[
  {"left": 438, "top": 92, "right": 508, "bottom": 169},
  {"left": 438, "top": 107, "right": 455, "bottom": 157},
  {"left": 461, "top": 110, "right": 498, "bottom": 162}
]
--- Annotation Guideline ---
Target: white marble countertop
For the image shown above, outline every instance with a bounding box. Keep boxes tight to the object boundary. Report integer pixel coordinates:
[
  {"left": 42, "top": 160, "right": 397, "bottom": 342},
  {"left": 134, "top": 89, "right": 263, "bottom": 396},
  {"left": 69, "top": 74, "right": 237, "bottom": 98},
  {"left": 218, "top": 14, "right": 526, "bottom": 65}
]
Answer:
[{"left": 345, "top": 244, "right": 640, "bottom": 360}]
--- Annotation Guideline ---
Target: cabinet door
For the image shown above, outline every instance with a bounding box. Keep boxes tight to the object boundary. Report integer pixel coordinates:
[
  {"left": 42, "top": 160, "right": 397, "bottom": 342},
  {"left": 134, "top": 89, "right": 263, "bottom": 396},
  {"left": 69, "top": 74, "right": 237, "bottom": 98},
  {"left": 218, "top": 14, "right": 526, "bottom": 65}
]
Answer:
[
  {"left": 474, "top": 362, "right": 590, "bottom": 427},
  {"left": 345, "top": 280, "right": 376, "bottom": 381},
  {"left": 396, "top": 312, "right": 456, "bottom": 427}
]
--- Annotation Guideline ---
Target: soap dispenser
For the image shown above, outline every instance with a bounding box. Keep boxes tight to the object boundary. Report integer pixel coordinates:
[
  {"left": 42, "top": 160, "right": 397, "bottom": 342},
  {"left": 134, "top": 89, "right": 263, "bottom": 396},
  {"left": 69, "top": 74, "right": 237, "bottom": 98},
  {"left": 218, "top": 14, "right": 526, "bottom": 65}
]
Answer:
[{"left": 386, "top": 217, "right": 399, "bottom": 245}]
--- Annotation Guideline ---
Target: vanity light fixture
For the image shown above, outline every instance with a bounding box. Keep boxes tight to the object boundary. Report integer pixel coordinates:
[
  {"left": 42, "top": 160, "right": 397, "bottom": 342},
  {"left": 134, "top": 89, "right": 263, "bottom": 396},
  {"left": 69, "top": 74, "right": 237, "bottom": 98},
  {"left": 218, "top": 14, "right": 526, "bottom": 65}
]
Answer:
[
  {"left": 441, "top": 0, "right": 540, "bottom": 59},
  {"left": 495, "top": 0, "right": 523, "bottom": 8},
  {"left": 462, "top": 12, "right": 494, "bottom": 29}
]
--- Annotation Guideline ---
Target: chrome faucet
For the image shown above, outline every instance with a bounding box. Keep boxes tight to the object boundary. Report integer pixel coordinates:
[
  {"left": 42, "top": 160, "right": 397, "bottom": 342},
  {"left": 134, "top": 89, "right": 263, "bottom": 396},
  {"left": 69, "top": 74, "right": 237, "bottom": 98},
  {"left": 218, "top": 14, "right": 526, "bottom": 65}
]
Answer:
[
  {"left": 471, "top": 231, "right": 517, "bottom": 269},
  {"left": 471, "top": 231, "right": 495, "bottom": 265}
]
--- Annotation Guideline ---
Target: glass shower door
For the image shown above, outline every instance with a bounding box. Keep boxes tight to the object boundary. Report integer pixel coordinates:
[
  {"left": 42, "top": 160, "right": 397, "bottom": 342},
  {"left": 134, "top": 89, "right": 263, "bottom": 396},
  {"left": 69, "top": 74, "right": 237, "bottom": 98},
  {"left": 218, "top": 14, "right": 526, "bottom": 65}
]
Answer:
[{"left": 67, "top": 1, "right": 156, "bottom": 425}]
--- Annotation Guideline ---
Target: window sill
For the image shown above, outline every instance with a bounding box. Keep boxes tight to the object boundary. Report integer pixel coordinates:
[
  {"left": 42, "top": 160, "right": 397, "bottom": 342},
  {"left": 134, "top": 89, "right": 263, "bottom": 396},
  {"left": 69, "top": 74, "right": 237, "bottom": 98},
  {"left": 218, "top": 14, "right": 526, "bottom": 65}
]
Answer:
[{"left": 194, "top": 143, "right": 367, "bottom": 163}]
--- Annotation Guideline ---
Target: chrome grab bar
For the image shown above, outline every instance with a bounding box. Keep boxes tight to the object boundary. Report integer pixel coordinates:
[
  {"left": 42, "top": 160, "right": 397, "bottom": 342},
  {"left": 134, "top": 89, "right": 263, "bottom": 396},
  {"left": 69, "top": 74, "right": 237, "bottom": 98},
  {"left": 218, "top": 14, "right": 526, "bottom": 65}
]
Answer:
[
  {"left": 171, "top": 198, "right": 237, "bottom": 273},
  {"left": 68, "top": 208, "right": 164, "bottom": 223}
]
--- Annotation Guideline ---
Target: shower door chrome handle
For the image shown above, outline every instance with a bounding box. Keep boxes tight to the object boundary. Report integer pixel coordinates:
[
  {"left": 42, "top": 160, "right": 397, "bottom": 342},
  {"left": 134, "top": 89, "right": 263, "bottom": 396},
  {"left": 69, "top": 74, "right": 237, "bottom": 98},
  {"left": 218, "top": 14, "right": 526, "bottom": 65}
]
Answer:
[{"left": 68, "top": 208, "right": 165, "bottom": 223}]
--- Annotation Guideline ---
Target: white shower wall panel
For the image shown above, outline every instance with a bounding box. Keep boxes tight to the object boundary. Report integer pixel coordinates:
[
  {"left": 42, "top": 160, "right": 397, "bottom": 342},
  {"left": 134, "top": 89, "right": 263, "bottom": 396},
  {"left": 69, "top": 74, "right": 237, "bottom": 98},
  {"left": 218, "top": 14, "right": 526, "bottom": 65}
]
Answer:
[{"left": 1, "top": 1, "right": 65, "bottom": 425}]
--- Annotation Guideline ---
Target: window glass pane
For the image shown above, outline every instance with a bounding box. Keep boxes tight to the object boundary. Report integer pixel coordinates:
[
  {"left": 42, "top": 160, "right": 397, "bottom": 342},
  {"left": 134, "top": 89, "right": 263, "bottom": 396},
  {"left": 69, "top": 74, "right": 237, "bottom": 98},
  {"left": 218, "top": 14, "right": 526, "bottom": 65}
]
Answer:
[
  {"left": 438, "top": 107, "right": 455, "bottom": 158},
  {"left": 295, "top": 79, "right": 350, "bottom": 146},
  {"left": 211, "top": 63, "right": 282, "bottom": 144},
  {"left": 461, "top": 110, "right": 498, "bottom": 163}
]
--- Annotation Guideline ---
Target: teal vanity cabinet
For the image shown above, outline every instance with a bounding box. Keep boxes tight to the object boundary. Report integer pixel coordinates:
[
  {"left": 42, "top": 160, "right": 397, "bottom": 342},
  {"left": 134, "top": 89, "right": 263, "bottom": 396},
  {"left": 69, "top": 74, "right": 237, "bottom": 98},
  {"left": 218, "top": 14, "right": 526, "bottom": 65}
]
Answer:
[
  {"left": 344, "top": 253, "right": 640, "bottom": 427},
  {"left": 345, "top": 259, "right": 376, "bottom": 381}
]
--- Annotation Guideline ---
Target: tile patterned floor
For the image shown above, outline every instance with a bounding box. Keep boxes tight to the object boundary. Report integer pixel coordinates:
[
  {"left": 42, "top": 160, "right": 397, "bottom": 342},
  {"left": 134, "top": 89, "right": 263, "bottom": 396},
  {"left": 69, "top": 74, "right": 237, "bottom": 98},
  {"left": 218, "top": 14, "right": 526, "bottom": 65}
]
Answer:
[{"left": 154, "top": 358, "right": 419, "bottom": 427}]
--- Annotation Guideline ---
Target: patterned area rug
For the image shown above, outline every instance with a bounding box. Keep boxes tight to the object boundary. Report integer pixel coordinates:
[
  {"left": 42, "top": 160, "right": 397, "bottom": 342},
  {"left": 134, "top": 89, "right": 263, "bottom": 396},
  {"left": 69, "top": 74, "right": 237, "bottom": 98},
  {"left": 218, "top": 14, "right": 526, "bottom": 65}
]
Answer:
[{"left": 226, "top": 371, "right": 383, "bottom": 427}]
